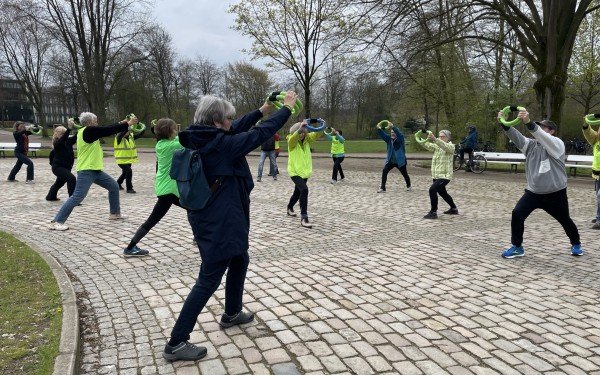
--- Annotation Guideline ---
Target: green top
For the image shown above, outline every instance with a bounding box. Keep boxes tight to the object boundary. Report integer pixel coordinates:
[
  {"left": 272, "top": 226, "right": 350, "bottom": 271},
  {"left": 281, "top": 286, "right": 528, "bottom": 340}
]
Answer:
[
  {"left": 155, "top": 136, "right": 184, "bottom": 197},
  {"left": 287, "top": 130, "right": 323, "bottom": 178},
  {"left": 419, "top": 138, "right": 455, "bottom": 180},
  {"left": 583, "top": 125, "right": 600, "bottom": 177},
  {"left": 76, "top": 127, "right": 104, "bottom": 171}
]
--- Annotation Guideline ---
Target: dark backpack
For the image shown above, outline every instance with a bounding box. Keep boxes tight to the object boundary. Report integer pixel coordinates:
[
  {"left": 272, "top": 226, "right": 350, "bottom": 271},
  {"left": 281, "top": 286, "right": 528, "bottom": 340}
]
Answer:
[{"left": 170, "top": 148, "right": 220, "bottom": 210}]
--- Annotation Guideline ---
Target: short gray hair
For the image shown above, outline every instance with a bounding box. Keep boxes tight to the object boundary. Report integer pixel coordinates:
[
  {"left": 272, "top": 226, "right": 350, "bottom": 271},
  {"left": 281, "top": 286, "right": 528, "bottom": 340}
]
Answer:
[
  {"left": 193, "top": 95, "right": 236, "bottom": 125},
  {"left": 79, "top": 112, "right": 97, "bottom": 126},
  {"left": 289, "top": 122, "right": 302, "bottom": 134}
]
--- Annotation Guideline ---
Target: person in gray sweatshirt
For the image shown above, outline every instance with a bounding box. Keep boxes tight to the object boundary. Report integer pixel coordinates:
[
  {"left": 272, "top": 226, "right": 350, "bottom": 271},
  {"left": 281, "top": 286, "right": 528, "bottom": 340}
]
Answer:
[{"left": 497, "top": 109, "right": 583, "bottom": 258}]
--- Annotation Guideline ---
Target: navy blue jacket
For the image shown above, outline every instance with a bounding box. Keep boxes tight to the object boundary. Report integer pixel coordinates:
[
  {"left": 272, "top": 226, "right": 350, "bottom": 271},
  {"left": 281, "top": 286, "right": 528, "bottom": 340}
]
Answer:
[
  {"left": 13, "top": 129, "right": 32, "bottom": 153},
  {"left": 461, "top": 131, "right": 478, "bottom": 149},
  {"left": 179, "top": 107, "right": 291, "bottom": 262}
]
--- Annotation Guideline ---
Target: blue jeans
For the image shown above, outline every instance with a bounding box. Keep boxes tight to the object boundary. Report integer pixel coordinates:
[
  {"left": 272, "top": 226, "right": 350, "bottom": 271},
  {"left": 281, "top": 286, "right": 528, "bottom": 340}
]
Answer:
[
  {"left": 8, "top": 151, "right": 34, "bottom": 181},
  {"left": 170, "top": 252, "right": 249, "bottom": 342},
  {"left": 257, "top": 150, "right": 277, "bottom": 178},
  {"left": 54, "top": 170, "right": 120, "bottom": 224}
]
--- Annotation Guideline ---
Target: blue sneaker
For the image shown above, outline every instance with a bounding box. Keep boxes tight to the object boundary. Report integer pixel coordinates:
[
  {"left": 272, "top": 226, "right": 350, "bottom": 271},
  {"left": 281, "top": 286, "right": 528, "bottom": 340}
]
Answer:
[
  {"left": 123, "top": 245, "right": 149, "bottom": 257},
  {"left": 501, "top": 245, "right": 524, "bottom": 258},
  {"left": 571, "top": 244, "right": 583, "bottom": 256}
]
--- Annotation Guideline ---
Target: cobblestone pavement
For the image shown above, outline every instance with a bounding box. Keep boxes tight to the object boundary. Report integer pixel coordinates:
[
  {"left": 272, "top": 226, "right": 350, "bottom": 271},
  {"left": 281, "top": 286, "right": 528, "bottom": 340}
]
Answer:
[{"left": 1, "top": 153, "right": 600, "bottom": 375}]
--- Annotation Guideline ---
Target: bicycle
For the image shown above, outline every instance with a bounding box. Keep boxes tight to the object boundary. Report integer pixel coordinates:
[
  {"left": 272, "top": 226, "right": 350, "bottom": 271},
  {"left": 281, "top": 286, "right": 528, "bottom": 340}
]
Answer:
[{"left": 453, "top": 145, "right": 487, "bottom": 173}]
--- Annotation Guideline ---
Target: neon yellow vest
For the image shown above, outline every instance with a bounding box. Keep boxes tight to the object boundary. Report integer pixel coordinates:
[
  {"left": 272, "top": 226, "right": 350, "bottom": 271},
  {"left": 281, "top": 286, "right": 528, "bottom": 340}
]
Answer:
[
  {"left": 113, "top": 133, "right": 138, "bottom": 164},
  {"left": 331, "top": 137, "right": 344, "bottom": 155},
  {"left": 76, "top": 127, "right": 104, "bottom": 171}
]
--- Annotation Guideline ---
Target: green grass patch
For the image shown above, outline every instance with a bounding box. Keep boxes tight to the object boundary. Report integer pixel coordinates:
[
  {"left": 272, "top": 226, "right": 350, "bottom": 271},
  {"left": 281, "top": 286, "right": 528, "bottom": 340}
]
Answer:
[{"left": 0, "top": 232, "right": 62, "bottom": 375}]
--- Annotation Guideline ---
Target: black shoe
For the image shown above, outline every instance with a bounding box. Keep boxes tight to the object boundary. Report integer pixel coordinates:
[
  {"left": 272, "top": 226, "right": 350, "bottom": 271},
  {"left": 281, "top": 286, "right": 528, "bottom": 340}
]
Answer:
[
  {"left": 118, "top": 185, "right": 124, "bottom": 190},
  {"left": 443, "top": 208, "right": 459, "bottom": 215},
  {"left": 287, "top": 208, "right": 297, "bottom": 217},
  {"left": 219, "top": 311, "right": 254, "bottom": 328},
  {"left": 46, "top": 197, "right": 60, "bottom": 201},
  {"left": 126, "top": 189, "right": 136, "bottom": 194},
  {"left": 423, "top": 212, "right": 438, "bottom": 219},
  {"left": 592, "top": 219, "right": 597, "bottom": 223},
  {"left": 163, "top": 341, "right": 207, "bottom": 362},
  {"left": 301, "top": 217, "right": 313, "bottom": 228},
  {"left": 123, "top": 245, "right": 149, "bottom": 257}
]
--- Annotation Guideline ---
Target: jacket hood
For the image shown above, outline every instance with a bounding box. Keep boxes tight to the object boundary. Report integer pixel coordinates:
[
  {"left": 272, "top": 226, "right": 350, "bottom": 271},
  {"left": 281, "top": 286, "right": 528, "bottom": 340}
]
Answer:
[{"left": 179, "top": 124, "right": 224, "bottom": 149}]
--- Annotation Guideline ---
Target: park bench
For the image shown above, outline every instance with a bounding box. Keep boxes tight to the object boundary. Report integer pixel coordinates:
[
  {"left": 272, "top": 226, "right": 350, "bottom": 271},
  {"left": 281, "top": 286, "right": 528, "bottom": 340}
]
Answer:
[
  {"left": 565, "top": 154, "right": 593, "bottom": 178},
  {"left": 0, "top": 142, "right": 42, "bottom": 158},
  {"left": 474, "top": 151, "right": 525, "bottom": 173}
]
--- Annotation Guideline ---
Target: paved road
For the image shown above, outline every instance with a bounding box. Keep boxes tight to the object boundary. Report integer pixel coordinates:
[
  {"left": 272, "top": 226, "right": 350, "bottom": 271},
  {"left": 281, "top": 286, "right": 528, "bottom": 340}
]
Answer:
[{"left": 1, "top": 152, "right": 600, "bottom": 375}]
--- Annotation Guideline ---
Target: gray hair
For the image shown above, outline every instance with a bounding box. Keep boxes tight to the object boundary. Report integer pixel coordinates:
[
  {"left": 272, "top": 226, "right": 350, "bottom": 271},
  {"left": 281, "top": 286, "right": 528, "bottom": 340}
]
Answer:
[
  {"left": 79, "top": 112, "right": 97, "bottom": 126},
  {"left": 289, "top": 122, "right": 302, "bottom": 134},
  {"left": 193, "top": 95, "right": 236, "bottom": 125}
]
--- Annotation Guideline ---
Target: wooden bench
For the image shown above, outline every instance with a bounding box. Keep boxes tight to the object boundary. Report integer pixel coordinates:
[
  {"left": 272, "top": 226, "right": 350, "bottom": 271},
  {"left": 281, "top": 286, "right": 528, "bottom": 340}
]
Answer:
[
  {"left": 474, "top": 151, "right": 525, "bottom": 173},
  {"left": 565, "top": 154, "right": 593, "bottom": 177},
  {"left": 0, "top": 142, "right": 42, "bottom": 158}
]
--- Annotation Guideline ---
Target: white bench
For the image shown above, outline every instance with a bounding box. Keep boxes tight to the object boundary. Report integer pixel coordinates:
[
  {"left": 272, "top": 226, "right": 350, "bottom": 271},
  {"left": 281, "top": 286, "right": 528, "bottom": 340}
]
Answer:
[
  {"left": 0, "top": 142, "right": 42, "bottom": 158},
  {"left": 565, "top": 154, "right": 593, "bottom": 177},
  {"left": 474, "top": 152, "right": 525, "bottom": 173}
]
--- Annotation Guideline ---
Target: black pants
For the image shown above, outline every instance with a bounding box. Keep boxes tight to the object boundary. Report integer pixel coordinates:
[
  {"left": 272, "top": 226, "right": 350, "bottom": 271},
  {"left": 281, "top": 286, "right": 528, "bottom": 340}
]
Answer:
[
  {"left": 429, "top": 179, "right": 456, "bottom": 212},
  {"left": 511, "top": 188, "right": 580, "bottom": 247},
  {"left": 332, "top": 156, "right": 345, "bottom": 181},
  {"left": 128, "top": 194, "right": 182, "bottom": 248},
  {"left": 288, "top": 176, "right": 309, "bottom": 217},
  {"left": 8, "top": 151, "right": 34, "bottom": 181},
  {"left": 46, "top": 166, "right": 76, "bottom": 200},
  {"left": 380, "top": 163, "right": 411, "bottom": 189},
  {"left": 459, "top": 147, "right": 474, "bottom": 166},
  {"left": 117, "top": 163, "right": 133, "bottom": 190}
]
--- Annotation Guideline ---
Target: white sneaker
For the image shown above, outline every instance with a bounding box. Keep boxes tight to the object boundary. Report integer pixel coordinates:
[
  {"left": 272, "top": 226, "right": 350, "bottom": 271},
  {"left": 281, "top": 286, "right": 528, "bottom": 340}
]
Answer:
[
  {"left": 377, "top": 188, "right": 386, "bottom": 193},
  {"left": 109, "top": 213, "right": 127, "bottom": 220},
  {"left": 406, "top": 187, "right": 412, "bottom": 191},
  {"left": 48, "top": 221, "right": 69, "bottom": 231},
  {"left": 26, "top": 180, "right": 35, "bottom": 184},
  {"left": 331, "top": 179, "right": 337, "bottom": 184}
]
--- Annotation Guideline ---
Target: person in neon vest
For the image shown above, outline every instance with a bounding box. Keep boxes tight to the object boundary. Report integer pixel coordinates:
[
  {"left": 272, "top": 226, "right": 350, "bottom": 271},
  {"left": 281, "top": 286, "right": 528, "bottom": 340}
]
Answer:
[
  {"left": 48, "top": 112, "right": 137, "bottom": 231},
  {"left": 325, "top": 127, "right": 345, "bottom": 184},
  {"left": 114, "top": 126, "right": 145, "bottom": 193}
]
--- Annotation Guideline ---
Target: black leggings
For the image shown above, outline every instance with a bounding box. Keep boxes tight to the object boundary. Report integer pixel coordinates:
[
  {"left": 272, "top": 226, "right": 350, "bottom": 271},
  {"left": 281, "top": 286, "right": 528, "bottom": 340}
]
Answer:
[
  {"left": 46, "top": 166, "right": 76, "bottom": 200},
  {"left": 288, "top": 176, "right": 309, "bottom": 217},
  {"left": 381, "top": 163, "right": 411, "bottom": 189},
  {"left": 127, "top": 194, "right": 182, "bottom": 249},
  {"left": 429, "top": 179, "right": 456, "bottom": 212},
  {"left": 459, "top": 147, "right": 474, "bottom": 164},
  {"left": 332, "top": 156, "right": 345, "bottom": 181},
  {"left": 511, "top": 188, "right": 580, "bottom": 247},
  {"left": 117, "top": 163, "right": 133, "bottom": 190}
]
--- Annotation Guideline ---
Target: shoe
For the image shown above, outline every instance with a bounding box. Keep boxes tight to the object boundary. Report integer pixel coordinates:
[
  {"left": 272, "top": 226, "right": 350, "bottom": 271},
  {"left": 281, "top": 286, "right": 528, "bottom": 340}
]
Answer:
[
  {"left": 501, "top": 245, "right": 525, "bottom": 259},
  {"left": 592, "top": 219, "right": 597, "bottom": 223},
  {"left": 220, "top": 310, "right": 254, "bottom": 328},
  {"left": 46, "top": 197, "right": 60, "bottom": 201},
  {"left": 109, "top": 213, "right": 127, "bottom": 220},
  {"left": 126, "top": 189, "right": 136, "bottom": 194},
  {"left": 273, "top": 176, "right": 277, "bottom": 181},
  {"left": 406, "top": 186, "right": 412, "bottom": 192},
  {"left": 423, "top": 212, "right": 438, "bottom": 219},
  {"left": 443, "top": 208, "right": 459, "bottom": 215},
  {"left": 340, "top": 178, "right": 345, "bottom": 182},
  {"left": 163, "top": 341, "right": 207, "bottom": 362},
  {"left": 592, "top": 222, "right": 600, "bottom": 229},
  {"left": 465, "top": 169, "right": 473, "bottom": 173},
  {"left": 25, "top": 180, "right": 35, "bottom": 184},
  {"left": 48, "top": 221, "right": 69, "bottom": 231},
  {"left": 6, "top": 179, "right": 17, "bottom": 182},
  {"left": 301, "top": 217, "right": 313, "bottom": 228},
  {"left": 256, "top": 177, "right": 261, "bottom": 182},
  {"left": 571, "top": 244, "right": 583, "bottom": 256},
  {"left": 118, "top": 185, "right": 124, "bottom": 190},
  {"left": 287, "top": 208, "right": 297, "bottom": 217},
  {"left": 123, "top": 245, "right": 149, "bottom": 257},
  {"left": 331, "top": 179, "right": 337, "bottom": 184},
  {"left": 377, "top": 188, "right": 386, "bottom": 193}
]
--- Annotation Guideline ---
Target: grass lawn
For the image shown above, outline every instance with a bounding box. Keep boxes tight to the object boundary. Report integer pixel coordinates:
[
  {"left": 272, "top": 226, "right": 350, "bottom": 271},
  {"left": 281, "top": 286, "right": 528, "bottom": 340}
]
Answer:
[{"left": 0, "top": 232, "right": 62, "bottom": 375}]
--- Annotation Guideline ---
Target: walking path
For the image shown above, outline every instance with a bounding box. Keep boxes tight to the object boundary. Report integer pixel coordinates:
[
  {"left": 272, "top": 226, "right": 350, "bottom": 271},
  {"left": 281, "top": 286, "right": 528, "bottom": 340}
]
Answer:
[{"left": 1, "top": 149, "right": 600, "bottom": 375}]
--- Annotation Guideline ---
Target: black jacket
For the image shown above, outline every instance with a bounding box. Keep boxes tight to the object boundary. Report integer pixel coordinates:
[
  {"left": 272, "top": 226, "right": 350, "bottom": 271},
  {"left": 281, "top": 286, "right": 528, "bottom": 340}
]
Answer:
[
  {"left": 50, "top": 128, "right": 77, "bottom": 169},
  {"left": 13, "top": 130, "right": 32, "bottom": 153}
]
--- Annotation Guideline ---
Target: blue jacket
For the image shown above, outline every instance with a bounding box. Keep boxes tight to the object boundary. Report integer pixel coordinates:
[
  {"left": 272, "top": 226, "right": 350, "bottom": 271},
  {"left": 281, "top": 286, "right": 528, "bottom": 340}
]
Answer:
[
  {"left": 377, "top": 127, "right": 407, "bottom": 167},
  {"left": 178, "top": 107, "right": 291, "bottom": 262},
  {"left": 461, "top": 131, "right": 478, "bottom": 149}
]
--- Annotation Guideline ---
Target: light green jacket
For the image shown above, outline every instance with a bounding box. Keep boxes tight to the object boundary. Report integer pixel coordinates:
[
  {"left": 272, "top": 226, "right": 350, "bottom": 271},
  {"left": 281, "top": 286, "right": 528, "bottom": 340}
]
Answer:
[
  {"left": 420, "top": 138, "right": 455, "bottom": 180},
  {"left": 583, "top": 125, "right": 600, "bottom": 178},
  {"left": 287, "top": 130, "right": 323, "bottom": 178}
]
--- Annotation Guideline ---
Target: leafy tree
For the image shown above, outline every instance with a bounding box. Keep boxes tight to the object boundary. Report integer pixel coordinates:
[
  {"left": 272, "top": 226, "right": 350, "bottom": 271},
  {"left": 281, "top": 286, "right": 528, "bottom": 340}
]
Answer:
[{"left": 224, "top": 62, "right": 273, "bottom": 115}]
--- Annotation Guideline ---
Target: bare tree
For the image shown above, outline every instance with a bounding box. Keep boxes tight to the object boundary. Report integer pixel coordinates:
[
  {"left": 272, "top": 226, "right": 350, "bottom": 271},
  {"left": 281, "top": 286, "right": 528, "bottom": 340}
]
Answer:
[
  {"left": 224, "top": 62, "right": 272, "bottom": 114},
  {"left": 145, "top": 26, "right": 177, "bottom": 117},
  {"left": 195, "top": 57, "right": 222, "bottom": 96}
]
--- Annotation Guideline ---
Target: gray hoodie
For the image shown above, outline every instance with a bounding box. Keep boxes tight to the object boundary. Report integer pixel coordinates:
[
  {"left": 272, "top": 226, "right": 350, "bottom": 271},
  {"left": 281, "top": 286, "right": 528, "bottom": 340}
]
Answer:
[{"left": 504, "top": 124, "right": 566, "bottom": 194}]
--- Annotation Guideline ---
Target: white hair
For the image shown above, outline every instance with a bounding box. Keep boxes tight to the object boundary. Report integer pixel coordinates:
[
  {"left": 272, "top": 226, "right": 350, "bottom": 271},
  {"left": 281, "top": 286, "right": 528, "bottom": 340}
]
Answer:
[
  {"left": 79, "top": 112, "right": 97, "bottom": 126},
  {"left": 289, "top": 122, "right": 302, "bottom": 134},
  {"left": 193, "top": 95, "right": 236, "bottom": 125}
]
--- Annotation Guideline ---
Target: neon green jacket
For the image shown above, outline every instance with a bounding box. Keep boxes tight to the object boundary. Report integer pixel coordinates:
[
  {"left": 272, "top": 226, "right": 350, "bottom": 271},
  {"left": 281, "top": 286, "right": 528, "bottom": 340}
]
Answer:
[
  {"left": 287, "top": 130, "right": 323, "bottom": 178},
  {"left": 583, "top": 125, "right": 600, "bottom": 178}
]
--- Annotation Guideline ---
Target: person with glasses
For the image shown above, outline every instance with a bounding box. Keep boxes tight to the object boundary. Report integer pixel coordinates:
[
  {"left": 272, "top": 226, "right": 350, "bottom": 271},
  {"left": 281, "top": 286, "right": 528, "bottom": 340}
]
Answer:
[
  {"left": 497, "top": 110, "right": 582, "bottom": 258},
  {"left": 418, "top": 129, "right": 459, "bottom": 219}
]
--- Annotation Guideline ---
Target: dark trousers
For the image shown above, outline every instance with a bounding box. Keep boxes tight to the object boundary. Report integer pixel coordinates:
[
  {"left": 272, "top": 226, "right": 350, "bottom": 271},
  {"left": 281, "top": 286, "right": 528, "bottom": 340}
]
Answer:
[
  {"left": 8, "top": 151, "right": 34, "bottom": 181},
  {"left": 46, "top": 166, "right": 76, "bottom": 200},
  {"left": 128, "top": 194, "right": 181, "bottom": 248},
  {"left": 170, "top": 252, "right": 249, "bottom": 342},
  {"left": 117, "top": 163, "right": 133, "bottom": 190},
  {"left": 288, "top": 176, "right": 309, "bottom": 217},
  {"left": 459, "top": 147, "right": 474, "bottom": 165},
  {"left": 429, "top": 178, "right": 456, "bottom": 212},
  {"left": 381, "top": 163, "right": 411, "bottom": 189},
  {"left": 332, "top": 156, "right": 345, "bottom": 181},
  {"left": 511, "top": 188, "right": 580, "bottom": 247}
]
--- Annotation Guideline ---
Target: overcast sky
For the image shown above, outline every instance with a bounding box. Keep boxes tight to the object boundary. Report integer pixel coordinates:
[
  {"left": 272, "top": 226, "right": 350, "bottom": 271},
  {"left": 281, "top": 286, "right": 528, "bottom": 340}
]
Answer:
[{"left": 152, "top": 0, "right": 254, "bottom": 66}]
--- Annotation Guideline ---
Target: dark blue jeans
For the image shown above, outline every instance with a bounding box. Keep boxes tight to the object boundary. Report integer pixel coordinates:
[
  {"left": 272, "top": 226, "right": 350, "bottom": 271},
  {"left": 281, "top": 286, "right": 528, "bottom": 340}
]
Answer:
[
  {"left": 8, "top": 151, "right": 34, "bottom": 181},
  {"left": 169, "top": 252, "right": 249, "bottom": 342}
]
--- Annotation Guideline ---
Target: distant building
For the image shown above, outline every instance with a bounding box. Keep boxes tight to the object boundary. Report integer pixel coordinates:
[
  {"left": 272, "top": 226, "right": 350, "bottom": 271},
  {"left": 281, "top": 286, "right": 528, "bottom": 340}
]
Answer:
[
  {"left": 36, "top": 86, "right": 87, "bottom": 127},
  {"left": 0, "top": 79, "right": 34, "bottom": 124}
]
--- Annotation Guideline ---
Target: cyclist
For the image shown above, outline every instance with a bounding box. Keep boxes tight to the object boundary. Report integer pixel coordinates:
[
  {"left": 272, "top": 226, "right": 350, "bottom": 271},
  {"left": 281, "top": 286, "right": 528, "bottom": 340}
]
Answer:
[{"left": 459, "top": 125, "right": 478, "bottom": 172}]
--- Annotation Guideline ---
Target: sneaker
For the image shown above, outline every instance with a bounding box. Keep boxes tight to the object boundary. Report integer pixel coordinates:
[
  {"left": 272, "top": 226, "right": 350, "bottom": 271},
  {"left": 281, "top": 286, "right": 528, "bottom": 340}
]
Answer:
[
  {"left": 109, "top": 213, "right": 127, "bottom": 220},
  {"left": 592, "top": 219, "right": 597, "bottom": 223},
  {"left": 571, "top": 244, "right": 583, "bottom": 256},
  {"left": 331, "top": 179, "right": 337, "bottom": 184},
  {"left": 501, "top": 245, "right": 525, "bottom": 259},
  {"left": 423, "top": 211, "right": 438, "bottom": 219},
  {"left": 126, "top": 189, "right": 136, "bottom": 194},
  {"left": 48, "top": 221, "right": 69, "bottom": 231},
  {"left": 287, "top": 208, "right": 297, "bottom": 217},
  {"left": 25, "top": 180, "right": 35, "bottom": 184},
  {"left": 118, "top": 185, "right": 124, "bottom": 190},
  {"left": 45, "top": 197, "right": 60, "bottom": 201},
  {"left": 256, "top": 177, "right": 262, "bottom": 182},
  {"left": 406, "top": 186, "right": 412, "bottom": 191},
  {"left": 377, "top": 188, "right": 386, "bottom": 193},
  {"left": 443, "top": 208, "right": 459, "bottom": 215},
  {"left": 592, "top": 222, "right": 600, "bottom": 230},
  {"left": 219, "top": 311, "right": 255, "bottom": 328},
  {"left": 163, "top": 341, "right": 207, "bottom": 362},
  {"left": 340, "top": 178, "right": 345, "bottom": 182},
  {"left": 123, "top": 245, "right": 149, "bottom": 257},
  {"left": 301, "top": 217, "right": 313, "bottom": 228},
  {"left": 273, "top": 176, "right": 277, "bottom": 181}
]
